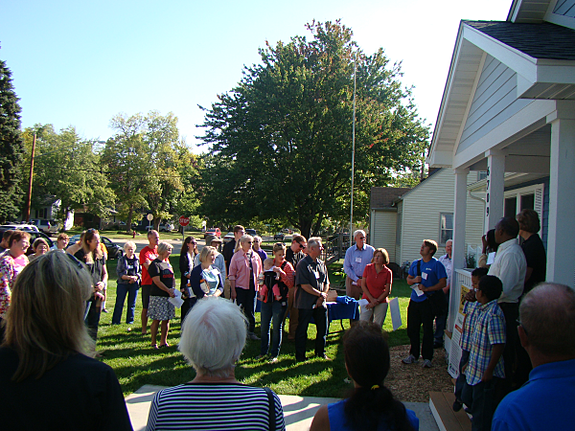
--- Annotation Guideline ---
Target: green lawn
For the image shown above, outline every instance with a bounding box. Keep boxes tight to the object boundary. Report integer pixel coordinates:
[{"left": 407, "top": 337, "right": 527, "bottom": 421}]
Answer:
[{"left": 98, "top": 256, "right": 411, "bottom": 398}]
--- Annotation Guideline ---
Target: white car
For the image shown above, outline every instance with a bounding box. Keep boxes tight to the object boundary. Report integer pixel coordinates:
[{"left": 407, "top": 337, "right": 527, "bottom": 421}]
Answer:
[
  {"left": 30, "top": 219, "right": 59, "bottom": 235},
  {"left": 1, "top": 223, "right": 40, "bottom": 233}
]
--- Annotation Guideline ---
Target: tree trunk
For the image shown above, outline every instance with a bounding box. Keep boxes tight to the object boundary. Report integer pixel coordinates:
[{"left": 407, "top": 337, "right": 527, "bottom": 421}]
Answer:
[{"left": 127, "top": 207, "right": 134, "bottom": 234}]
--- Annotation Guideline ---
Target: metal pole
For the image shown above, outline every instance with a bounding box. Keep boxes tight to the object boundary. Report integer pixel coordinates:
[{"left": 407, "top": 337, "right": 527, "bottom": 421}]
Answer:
[
  {"left": 25, "top": 134, "right": 36, "bottom": 223},
  {"left": 349, "top": 58, "right": 357, "bottom": 245}
]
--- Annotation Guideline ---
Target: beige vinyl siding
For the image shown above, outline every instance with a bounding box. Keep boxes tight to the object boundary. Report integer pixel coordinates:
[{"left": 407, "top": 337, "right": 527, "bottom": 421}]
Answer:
[
  {"left": 370, "top": 210, "right": 398, "bottom": 263},
  {"left": 398, "top": 170, "right": 484, "bottom": 263}
]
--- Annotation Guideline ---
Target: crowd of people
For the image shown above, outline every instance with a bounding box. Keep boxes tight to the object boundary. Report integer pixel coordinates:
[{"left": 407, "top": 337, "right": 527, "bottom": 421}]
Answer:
[{"left": 0, "top": 210, "right": 572, "bottom": 430}]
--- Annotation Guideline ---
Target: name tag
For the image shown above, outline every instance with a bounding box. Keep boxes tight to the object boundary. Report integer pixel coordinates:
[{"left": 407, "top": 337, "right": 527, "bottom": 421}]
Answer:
[
  {"left": 126, "top": 265, "right": 133, "bottom": 269},
  {"left": 313, "top": 270, "right": 320, "bottom": 279},
  {"left": 355, "top": 257, "right": 362, "bottom": 263},
  {"left": 422, "top": 272, "right": 428, "bottom": 280}
]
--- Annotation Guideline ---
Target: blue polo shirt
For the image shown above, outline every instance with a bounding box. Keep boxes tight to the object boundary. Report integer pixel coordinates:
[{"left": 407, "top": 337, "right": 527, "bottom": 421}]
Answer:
[
  {"left": 408, "top": 258, "right": 447, "bottom": 302},
  {"left": 492, "top": 358, "right": 575, "bottom": 431}
]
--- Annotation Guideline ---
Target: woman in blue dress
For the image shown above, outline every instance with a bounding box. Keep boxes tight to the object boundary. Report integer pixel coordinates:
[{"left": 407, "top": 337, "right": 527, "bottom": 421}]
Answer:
[{"left": 310, "top": 321, "right": 419, "bottom": 431}]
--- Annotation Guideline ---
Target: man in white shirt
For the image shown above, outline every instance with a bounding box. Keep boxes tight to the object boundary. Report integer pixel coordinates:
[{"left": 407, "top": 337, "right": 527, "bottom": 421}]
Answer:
[
  {"left": 343, "top": 230, "right": 375, "bottom": 300},
  {"left": 488, "top": 216, "right": 527, "bottom": 393},
  {"left": 434, "top": 239, "right": 452, "bottom": 348}
]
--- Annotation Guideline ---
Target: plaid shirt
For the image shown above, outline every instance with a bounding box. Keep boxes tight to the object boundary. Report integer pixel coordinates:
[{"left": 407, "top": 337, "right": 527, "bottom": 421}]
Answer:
[
  {"left": 460, "top": 301, "right": 481, "bottom": 352},
  {"left": 465, "top": 299, "right": 506, "bottom": 386}
]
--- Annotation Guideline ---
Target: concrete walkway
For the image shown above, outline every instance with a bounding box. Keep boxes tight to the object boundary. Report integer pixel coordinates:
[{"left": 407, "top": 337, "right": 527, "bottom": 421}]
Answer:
[{"left": 126, "top": 385, "right": 439, "bottom": 431}]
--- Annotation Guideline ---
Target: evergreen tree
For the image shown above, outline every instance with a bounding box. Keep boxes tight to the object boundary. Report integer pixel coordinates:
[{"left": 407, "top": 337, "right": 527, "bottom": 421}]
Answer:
[{"left": 0, "top": 59, "right": 25, "bottom": 223}]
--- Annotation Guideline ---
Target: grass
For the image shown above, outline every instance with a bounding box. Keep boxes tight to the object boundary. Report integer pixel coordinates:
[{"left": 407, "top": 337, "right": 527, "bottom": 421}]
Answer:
[{"left": 97, "top": 256, "right": 412, "bottom": 397}]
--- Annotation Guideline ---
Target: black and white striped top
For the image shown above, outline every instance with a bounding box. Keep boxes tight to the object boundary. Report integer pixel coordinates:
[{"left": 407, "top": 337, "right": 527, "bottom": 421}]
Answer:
[{"left": 146, "top": 383, "right": 286, "bottom": 430}]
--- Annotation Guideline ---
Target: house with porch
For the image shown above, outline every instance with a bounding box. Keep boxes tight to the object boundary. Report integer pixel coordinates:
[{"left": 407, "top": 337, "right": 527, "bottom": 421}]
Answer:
[{"left": 427, "top": 0, "right": 575, "bottom": 364}]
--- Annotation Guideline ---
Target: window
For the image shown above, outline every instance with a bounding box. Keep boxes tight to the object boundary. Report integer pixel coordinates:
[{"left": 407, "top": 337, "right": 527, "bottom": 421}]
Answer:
[
  {"left": 439, "top": 213, "right": 453, "bottom": 246},
  {"left": 504, "top": 184, "right": 543, "bottom": 221}
]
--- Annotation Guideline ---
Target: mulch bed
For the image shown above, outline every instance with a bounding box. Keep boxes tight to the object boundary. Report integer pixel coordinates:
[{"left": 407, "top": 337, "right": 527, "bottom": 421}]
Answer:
[{"left": 386, "top": 345, "right": 454, "bottom": 403}]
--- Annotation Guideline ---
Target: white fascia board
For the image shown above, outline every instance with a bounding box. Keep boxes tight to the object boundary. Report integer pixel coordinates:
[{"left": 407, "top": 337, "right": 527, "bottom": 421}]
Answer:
[
  {"left": 427, "top": 149, "right": 454, "bottom": 168},
  {"left": 463, "top": 25, "right": 539, "bottom": 81},
  {"left": 536, "top": 61, "right": 575, "bottom": 84},
  {"left": 429, "top": 23, "right": 467, "bottom": 160},
  {"left": 452, "top": 99, "right": 556, "bottom": 168}
]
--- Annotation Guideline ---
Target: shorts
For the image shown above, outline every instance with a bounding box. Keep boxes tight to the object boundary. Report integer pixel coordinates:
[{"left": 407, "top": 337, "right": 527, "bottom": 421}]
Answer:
[{"left": 141, "top": 285, "right": 152, "bottom": 309}]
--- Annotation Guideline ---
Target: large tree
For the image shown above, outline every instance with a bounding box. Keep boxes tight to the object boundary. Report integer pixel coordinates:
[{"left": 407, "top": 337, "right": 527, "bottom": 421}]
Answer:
[
  {"left": 103, "top": 111, "right": 186, "bottom": 231},
  {"left": 0, "top": 59, "right": 25, "bottom": 222},
  {"left": 22, "top": 125, "right": 115, "bottom": 225},
  {"left": 199, "top": 21, "right": 429, "bottom": 237}
]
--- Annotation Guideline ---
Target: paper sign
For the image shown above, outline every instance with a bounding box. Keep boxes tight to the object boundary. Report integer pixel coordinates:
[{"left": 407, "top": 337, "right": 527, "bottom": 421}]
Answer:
[
  {"left": 357, "top": 298, "right": 369, "bottom": 308},
  {"left": 411, "top": 283, "right": 425, "bottom": 297},
  {"left": 389, "top": 298, "right": 402, "bottom": 331},
  {"left": 487, "top": 252, "right": 496, "bottom": 266},
  {"left": 169, "top": 289, "right": 184, "bottom": 308}
]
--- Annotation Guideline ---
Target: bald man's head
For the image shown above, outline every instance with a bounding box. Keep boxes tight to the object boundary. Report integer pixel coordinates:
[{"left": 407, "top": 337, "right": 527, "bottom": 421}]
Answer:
[{"left": 520, "top": 283, "right": 575, "bottom": 358}]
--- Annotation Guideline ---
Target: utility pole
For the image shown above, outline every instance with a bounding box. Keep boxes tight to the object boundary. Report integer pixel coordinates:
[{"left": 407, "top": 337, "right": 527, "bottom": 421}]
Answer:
[
  {"left": 349, "top": 58, "right": 357, "bottom": 245},
  {"left": 25, "top": 134, "right": 36, "bottom": 223}
]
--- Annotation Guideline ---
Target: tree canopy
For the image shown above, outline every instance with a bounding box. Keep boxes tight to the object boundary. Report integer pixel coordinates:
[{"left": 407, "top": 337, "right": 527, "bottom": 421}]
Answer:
[
  {"left": 199, "top": 21, "right": 429, "bottom": 237},
  {"left": 0, "top": 59, "right": 25, "bottom": 222},
  {"left": 22, "top": 124, "right": 114, "bottom": 221}
]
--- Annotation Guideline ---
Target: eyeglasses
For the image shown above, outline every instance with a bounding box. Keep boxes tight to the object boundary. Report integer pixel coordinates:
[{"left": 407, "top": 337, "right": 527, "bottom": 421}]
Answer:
[
  {"left": 190, "top": 242, "right": 197, "bottom": 245},
  {"left": 298, "top": 243, "right": 305, "bottom": 249},
  {"left": 516, "top": 318, "right": 528, "bottom": 336}
]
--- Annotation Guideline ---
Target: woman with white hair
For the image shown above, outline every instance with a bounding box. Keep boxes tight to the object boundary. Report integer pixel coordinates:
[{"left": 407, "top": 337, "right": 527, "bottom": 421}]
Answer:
[
  {"left": 228, "top": 234, "right": 262, "bottom": 340},
  {"left": 0, "top": 251, "right": 133, "bottom": 430},
  {"left": 146, "top": 296, "right": 285, "bottom": 430},
  {"left": 148, "top": 241, "right": 176, "bottom": 349}
]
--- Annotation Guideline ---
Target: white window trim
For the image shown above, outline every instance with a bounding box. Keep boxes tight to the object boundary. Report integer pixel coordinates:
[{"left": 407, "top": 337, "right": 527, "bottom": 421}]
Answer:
[
  {"left": 439, "top": 212, "right": 454, "bottom": 247},
  {"left": 504, "top": 183, "right": 544, "bottom": 221}
]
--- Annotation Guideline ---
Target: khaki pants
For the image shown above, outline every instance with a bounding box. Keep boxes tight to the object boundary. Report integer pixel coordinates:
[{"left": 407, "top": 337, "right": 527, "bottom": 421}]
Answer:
[
  {"left": 345, "top": 276, "right": 363, "bottom": 300},
  {"left": 224, "top": 278, "right": 231, "bottom": 299},
  {"left": 287, "top": 286, "right": 299, "bottom": 339}
]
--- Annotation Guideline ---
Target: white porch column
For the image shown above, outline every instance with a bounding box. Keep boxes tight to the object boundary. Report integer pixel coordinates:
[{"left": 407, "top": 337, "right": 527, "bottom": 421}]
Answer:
[
  {"left": 547, "top": 108, "right": 575, "bottom": 287},
  {"left": 484, "top": 150, "right": 505, "bottom": 230},
  {"left": 448, "top": 168, "right": 469, "bottom": 332}
]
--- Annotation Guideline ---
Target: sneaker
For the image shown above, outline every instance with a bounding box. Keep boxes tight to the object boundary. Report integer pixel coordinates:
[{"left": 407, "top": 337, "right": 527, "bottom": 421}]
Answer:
[
  {"left": 421, "top": 359, "right": 432, "bottom": 368},
  {"left": 269, "top": 357, "right": 278, "bottom": 364},
  {"left": 402, "top": 354, "right": 418, "bottom": 364},
  {"left": 317, "top": 354, "right": 332, "bottom": 361},
  {"left": 248, "top": 333, "right": 260, "bottom": 341}
]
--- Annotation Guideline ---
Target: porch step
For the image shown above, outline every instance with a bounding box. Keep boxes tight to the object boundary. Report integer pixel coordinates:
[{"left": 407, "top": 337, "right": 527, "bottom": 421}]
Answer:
[{"left": 429, "top": 392, "right": 471, "bottom": 431}]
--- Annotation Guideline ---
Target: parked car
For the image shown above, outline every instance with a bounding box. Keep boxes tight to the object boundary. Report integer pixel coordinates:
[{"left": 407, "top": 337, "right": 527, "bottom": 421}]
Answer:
[
  {"left": 223, "top": 232, "right": 234, "bottom": 243},
  {"left": 160, "top": 222, "right": 175, "bottom": 232},
  {"left": 0, "top": 223, "right": 39, "bottom": 233},
  {"left": 0, "top": 227, "right": 54, "bottom": 255},
  {"left": 204, "top": 228, "right": 221, "bottom": 239},
  {"left": 274, "top": 232, "right": 285, "bottom": 240},
  {"left": 30, "top": 219, "right": 59, "bottom": 235},
  {"left": 67, "top": 234, "right": 123, "bottom": 260},
  {"left": 246, "top": 228, "right": 257, "bottom": 237}
]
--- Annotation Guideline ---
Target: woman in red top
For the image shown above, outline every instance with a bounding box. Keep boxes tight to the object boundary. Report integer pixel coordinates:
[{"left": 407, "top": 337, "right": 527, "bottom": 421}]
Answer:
[{"left": 359, "top": 248, "right": 393, "bottom": 328}]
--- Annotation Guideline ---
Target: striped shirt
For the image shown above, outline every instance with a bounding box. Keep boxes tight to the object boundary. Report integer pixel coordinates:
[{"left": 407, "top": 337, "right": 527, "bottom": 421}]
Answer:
[
  {"left": 464, "top": 299, "right": 506, "bottom": 386},
  {"left": 146, "top": 383, "right": 285, "bottom": 430}
]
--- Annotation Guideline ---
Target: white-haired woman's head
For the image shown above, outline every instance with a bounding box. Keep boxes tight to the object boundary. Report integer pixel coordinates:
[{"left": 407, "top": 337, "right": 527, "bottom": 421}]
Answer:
[{"left": 179, "top": 296, "right": 247, "bottom": 377}]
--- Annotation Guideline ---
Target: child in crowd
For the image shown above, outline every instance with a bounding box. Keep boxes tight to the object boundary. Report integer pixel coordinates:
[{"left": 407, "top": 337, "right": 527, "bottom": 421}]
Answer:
[
  {"left": 453, "top": 267, "right": 489, "bottom": 412},
  {"left": 462, "top": 275, "right": 506, "bottom": 431},
  {"left": 258, "top": 258, "right": 282, "bottom": 302}
]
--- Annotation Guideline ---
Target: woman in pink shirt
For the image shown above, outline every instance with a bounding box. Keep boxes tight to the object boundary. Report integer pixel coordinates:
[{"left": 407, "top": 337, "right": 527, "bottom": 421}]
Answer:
[
  {"left": 0, "top": 231, "right": 30, "bottom": 339},
  {"left": 229, "top": 235, "right": 262, "bottom": 340},
  {"left": 359, "top": 248, "right": 393, "bottom": 328}
]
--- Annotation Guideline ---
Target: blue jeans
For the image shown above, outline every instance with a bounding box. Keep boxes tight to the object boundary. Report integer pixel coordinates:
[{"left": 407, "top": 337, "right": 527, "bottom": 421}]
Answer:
[
  {"left": 260, "top": 300, "right": 287, "bottom": 357},
  {"left": 112, "top": 283, "right": 139, "bottom": 324}
]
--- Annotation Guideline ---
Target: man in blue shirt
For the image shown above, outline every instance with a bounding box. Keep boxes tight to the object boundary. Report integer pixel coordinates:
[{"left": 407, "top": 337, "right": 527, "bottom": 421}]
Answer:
[
  {"left": 403, "top": 239, "right": 447, "bottom": 368},
  {"left": 492, "top": 282, "right": 575, "bottom": 431},
  {"left": 343, "top": 230, "right": 375, "bottom": 300}
]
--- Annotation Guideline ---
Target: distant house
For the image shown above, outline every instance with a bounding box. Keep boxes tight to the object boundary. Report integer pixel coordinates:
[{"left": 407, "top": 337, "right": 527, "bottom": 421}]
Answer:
[
  {"left": 32, "top": 196, "right": 74, "bottom": 231},
  {"left": 370, "top": 168, "right": 484, "bottom": 265},
  {"left": 426, "top": 0, "right": 575, "bottom": 367}
]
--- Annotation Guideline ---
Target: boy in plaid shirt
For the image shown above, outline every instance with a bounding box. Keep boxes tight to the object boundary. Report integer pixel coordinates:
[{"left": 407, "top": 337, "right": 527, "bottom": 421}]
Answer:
[{"left": 463, "top": 275, "right": 506, "bottom": 431}]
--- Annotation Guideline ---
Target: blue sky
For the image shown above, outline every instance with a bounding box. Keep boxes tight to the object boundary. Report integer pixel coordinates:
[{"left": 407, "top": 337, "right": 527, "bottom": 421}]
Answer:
[{"left": 1, "top": 0, "right": 509, "bottom": 152}]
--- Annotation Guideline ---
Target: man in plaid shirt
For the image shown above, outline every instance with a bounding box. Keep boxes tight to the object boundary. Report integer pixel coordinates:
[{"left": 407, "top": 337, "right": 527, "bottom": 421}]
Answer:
[{"left": 463, "top": 275, "right": 506, "bottom": 431}]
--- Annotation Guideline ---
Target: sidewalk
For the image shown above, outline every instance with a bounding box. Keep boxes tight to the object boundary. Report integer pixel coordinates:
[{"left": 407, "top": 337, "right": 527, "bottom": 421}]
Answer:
[{"left": 125, "top": 385, "right": 439, "bottom": 431}]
